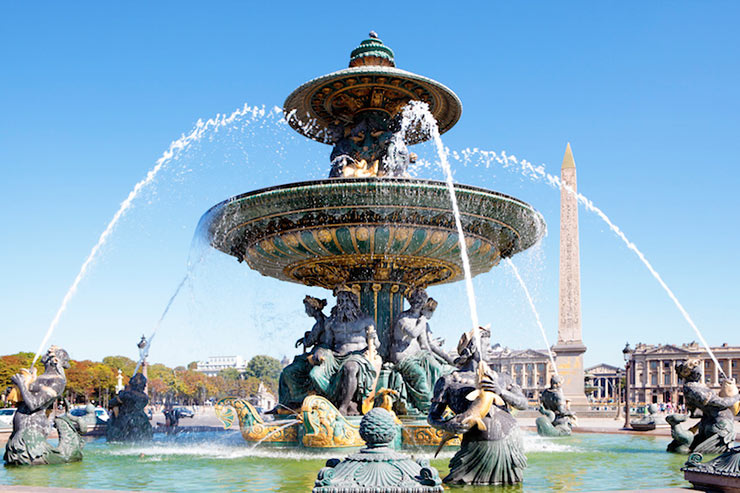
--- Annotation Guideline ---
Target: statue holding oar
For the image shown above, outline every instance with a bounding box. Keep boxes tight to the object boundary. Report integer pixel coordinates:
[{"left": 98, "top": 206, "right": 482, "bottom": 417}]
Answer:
[{"left": 428, "top": 326, "right": 528, "bottom": 485}]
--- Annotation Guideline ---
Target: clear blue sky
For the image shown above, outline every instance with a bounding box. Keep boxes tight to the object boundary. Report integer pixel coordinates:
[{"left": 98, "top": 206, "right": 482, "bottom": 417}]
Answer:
[{"left": 1, "top": 2, "right": 738, "bottom": 370}]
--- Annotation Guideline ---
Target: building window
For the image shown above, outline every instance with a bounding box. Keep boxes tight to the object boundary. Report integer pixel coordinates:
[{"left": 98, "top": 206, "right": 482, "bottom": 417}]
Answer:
[
  {"left": 650, "top": 361, "right": 658, "bottom": 371},
  {"left": 664, "top": 373, "right": 671, "bottom": 385},
  {"left": 651, "top": 374, "right": 657, "bottom": 385}
]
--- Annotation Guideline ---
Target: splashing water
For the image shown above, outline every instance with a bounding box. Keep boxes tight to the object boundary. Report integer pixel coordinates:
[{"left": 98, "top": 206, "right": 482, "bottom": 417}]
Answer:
[
  {"left": 505, "top": 258, "right": 558, "bottom": 375},
  {"left": 451, "top": 148, "right": 725, "bottom": 377},
  {"left": 398, "top": 101, "right": 481, "bottom": 352},
  {"left": 32, "top": 104, "right": 281, "bottom": 367},
  {"left": 133, "top": 274, "right": 189, "bottom": 375}
]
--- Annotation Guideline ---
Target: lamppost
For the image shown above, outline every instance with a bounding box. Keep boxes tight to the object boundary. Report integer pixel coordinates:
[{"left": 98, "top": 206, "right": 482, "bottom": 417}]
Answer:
[{"left": 623, "top": 342, "right": 633, "bottom": 429}]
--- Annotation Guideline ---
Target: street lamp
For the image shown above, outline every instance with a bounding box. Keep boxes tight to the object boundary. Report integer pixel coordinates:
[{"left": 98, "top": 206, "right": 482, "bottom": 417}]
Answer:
[{"left": 623, "top": 343, "right": 633, "bottom": 429}]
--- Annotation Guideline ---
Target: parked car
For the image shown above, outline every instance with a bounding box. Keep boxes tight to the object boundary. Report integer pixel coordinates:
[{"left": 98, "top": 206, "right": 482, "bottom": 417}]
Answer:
[
  {"left": 69, "top": 406, "right": 109, "bottom": 424},
  {"left": 0, "top": 408, "right": 16, "bottom": 428},
  {"left": 173, "top": 407, "right": 194, "bottom": 418}
]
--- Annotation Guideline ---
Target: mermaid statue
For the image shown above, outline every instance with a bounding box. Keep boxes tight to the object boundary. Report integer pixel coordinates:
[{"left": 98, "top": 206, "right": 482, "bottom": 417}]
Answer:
[
  {"left": 428, "top": 327, "right": 528, "bottom": 485},
  {"left": 668, "top": 358, "right": 740, "bottom": 454},
  {"left": 4, "top": 346, "right": 89, "bottom": 465},
  {"left": 536, "top": 375, "right": 576, "bottom": 437}
]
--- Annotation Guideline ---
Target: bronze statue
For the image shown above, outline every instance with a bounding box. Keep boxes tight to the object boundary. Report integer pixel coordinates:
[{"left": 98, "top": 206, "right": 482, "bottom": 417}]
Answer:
[
  {"left": 669, "top": 358, "right": 740, "bottom": 454},
  {"left": 309, "top": 286, "right": 380, "bottom": 415},
  {"left": 275, "top": 295, "right": 329, "bottom": 411},
  {"left": 385, "top": 289, "right": 454, "bottom": 414},
  {"left": 4, "top": 346, "right": 89, "bottom": 465},
  {"left": 106, "top": 372, "right": 153, "bottom": 442},
  {"left": 428, "top": 328, "right": 528, "bottom": 485},
  {"left": 536, "top": 375, "right": 576, "bottom": 436}
]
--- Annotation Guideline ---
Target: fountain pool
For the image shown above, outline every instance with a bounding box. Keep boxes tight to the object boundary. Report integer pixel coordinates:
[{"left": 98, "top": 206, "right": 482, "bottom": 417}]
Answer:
[{"left": 0, "top": 431, "right": 694, "bottom": 492}]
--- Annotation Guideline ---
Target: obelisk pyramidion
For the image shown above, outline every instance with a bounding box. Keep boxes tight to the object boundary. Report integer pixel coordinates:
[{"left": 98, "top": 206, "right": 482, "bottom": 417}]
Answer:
[{"left": 553, "top": 143, "right": 589, "bottom": 409}]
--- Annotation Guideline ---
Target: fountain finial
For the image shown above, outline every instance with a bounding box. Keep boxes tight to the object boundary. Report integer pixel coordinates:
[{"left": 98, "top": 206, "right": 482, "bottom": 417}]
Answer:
[{"left": 349, "top": 33, "right": 395, "bottom": 68}]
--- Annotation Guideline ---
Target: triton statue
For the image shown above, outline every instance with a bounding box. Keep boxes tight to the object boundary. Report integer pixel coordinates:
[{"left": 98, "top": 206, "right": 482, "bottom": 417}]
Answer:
[
  {"left": 536, "top": 375, "right": 576, "bottom": 437},
  {"left": 385, "top": 289, "right": 454, "bottom": 414},
  {"left": 106, "top": 372, "right": 153, "bottom": 442},
  {"left": 309, "top": 286, "right": 380, "bottom": 415},
  {"left": 428, "top": 328, "right": 528, "bottom": 485},
  {"left": 4, "top": 346, "right": 89, "bottom": 465},
  {"left": 667, "top": 358, "right": 740, "bottom": 454},
  {"left": 276, "top": 295, "right": 329, "bottom": 411}
]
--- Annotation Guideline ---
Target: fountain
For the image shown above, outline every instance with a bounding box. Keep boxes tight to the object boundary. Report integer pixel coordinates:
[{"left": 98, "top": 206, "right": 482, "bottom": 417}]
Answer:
[{"left": 203, "top": 33, "right": 545, "bottom": 450}]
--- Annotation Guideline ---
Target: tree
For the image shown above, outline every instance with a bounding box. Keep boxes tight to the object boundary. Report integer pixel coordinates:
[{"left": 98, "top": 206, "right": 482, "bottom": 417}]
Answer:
[
  {"left": 218, "top": 368, "right": 241, "bottom": 380},
  {"left": 101, "top": 355, "right": 136, "bottom": 376},
  {"left": 187, "top": 361, "right": 198, "bottom": 371},
  {"left": 244, "top": 355, "right": 282, "bottom": 381}
]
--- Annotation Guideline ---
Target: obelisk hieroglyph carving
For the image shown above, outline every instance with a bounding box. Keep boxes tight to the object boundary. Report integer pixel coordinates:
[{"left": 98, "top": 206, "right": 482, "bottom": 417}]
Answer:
[{"left": 553, "top": 143, "right": 589, "bottom": 408}]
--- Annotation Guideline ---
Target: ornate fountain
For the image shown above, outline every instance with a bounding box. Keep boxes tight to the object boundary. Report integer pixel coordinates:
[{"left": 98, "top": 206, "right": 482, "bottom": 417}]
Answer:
[{"left": 205, "top": 33, "right": 545, "bottom": 449}]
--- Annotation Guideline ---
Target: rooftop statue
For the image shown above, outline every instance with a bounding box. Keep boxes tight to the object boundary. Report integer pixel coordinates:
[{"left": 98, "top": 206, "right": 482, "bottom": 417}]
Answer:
[
  {"left": 536, "top": 375, "right": 576, "bottom": 437},
  {"left": 309, "top": 286, "right": 381, "bottom": 415},
  {"left": 106, "top": 372, "right": 153, "bottom": 442},
  {"left": 428, "top": 328, "right": 528, "bottom": 485},
  {"left": 667, "top": 358, "right": 740, "bottom": 454},
  {"left": 4, "top": 346, "right": 89, "bottom": 466},
  {"left": 383, "top": 289, "right": 454, "bottom": 414}
]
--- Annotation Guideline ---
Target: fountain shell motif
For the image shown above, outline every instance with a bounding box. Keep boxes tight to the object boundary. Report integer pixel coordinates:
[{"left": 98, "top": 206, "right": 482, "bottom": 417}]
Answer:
[{"left": 205, "top": 177, "right": 546, "bottom": 292}]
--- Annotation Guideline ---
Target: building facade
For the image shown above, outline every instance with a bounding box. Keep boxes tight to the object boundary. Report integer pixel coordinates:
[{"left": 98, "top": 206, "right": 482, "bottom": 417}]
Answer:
[
  {"left": 195, "top": 355, "right": 247, "bottom": 377},
  {"left": 629, "top": 342, "right": 740, "bottom": 405},
  {"left": 487, "top": 345, "right": 556, "bottom": 401},
  {"left": 585, "top": 364, "right": 624, "bottom": 403}
]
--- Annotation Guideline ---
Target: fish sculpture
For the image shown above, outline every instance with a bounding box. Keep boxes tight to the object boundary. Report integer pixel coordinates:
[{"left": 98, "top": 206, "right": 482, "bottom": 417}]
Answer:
[
  {"left": 719, "top": 377, "right": 740, "bottom": 416},
  {"left": 434, "top": 360, "right": 504, "bottom": 457}
]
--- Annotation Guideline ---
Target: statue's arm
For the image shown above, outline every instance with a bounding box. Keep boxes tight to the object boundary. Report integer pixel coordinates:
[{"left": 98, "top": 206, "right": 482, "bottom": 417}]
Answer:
[
  {"left": 494, "top": 378, "right": 528, "bottom": 411},
  {"left": 13, "top": 374, "right": 59, "bottom": 412},
  {"left": 304, "top": 319, "right": 325, "bottom": 347},
  {"left": 427, "top": 377, "right": 468, "bottom": 434},
  {"left": 706, "top": 392, "right": 740, "bottom": 410},
  {"left": 424, "top": 328, "right": 454, "bottom": 364}
]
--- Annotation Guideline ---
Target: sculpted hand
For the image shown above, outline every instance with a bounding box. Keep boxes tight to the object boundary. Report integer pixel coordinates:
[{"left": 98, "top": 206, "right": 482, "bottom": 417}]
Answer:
[
  {"left": 481, "top": 376, "right": 503, "bottom": 396},
  {"left": 10, "top": 373, "right": 26, "bottom": 388},
  {"left": 449, "top": 414, "right": 473, "bottom": 434}
]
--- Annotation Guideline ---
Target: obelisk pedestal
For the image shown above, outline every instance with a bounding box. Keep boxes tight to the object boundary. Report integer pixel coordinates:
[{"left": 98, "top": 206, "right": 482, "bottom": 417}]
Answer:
[{"left": 553, "top": 143, "right": 589, "bottom": 410}]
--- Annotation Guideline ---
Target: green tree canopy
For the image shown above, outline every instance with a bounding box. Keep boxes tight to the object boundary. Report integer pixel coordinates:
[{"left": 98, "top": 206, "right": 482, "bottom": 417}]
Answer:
[{"left": 218, "top": 367, "right": 241, "bottom": 380}]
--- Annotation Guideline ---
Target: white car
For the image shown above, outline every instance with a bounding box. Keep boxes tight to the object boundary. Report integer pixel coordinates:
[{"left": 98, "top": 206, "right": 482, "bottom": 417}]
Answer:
[
  {"left": 70, "top": 406, "right": 109, "bottom": 424},
  {"left": 0, "top": 408, "right": 16, "bottom": 428}
]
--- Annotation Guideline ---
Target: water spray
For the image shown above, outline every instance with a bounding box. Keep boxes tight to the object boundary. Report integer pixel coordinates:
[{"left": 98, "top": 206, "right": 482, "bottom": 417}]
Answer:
[
  {"left": 451, "top": 148, "right": 726, "bottom": 377},
  {"left": 31, "top": 104, "right": 279, "bottom": 367}
]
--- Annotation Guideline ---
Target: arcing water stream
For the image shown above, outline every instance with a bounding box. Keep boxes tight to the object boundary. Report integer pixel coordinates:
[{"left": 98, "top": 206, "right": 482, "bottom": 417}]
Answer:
[
  {"left": 450, "top": 147, "right": 726, "bottom": 376},
  {"left": 505, "top": 258, "right": 559, "bottom": 375},
  {"left": 398, "top": 102, "right": 483, "bottom": 355},
  {"left": 31, "top": 104, "right": 281, "bottom": 367}
]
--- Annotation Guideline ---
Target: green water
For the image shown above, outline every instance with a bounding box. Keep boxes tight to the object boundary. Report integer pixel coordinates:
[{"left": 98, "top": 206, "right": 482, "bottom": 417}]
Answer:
[{"left": 1, "top": 431, "right": 693, "bottom": 492}]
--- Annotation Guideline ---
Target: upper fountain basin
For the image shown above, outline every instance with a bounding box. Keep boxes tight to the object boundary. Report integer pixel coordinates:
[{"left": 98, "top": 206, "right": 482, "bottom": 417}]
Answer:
[{"left": 204, "top": 178, "right": 546, "bottom": 290}]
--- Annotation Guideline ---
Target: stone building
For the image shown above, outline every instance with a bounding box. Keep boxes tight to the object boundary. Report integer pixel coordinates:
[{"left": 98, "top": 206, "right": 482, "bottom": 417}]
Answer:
[
  {"left": 585, "top": 364, "right": 623, "bottom": 403},
  {"left": 195, "top": 355, "right": 247, "bottom": 377},
  {"left": 629, "top": 342, "right": 740, "bottom": 405},
  {"left": 486, "top": 345, "right": 556, "bottom": 400}
]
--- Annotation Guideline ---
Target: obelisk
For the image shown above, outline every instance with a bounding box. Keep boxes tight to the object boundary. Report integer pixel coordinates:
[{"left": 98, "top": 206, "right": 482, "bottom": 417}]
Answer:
[{"left": 553, "top": 143, "right": 589, "bottom": 409}]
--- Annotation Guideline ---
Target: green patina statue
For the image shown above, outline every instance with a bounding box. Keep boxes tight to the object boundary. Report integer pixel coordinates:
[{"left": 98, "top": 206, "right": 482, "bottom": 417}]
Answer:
[
  {"left": 536, "top": 375, "right": 576, "bottom": 437},
  {"left": 428, "top": 328, "right": 528, "bottom": 485},
  {"left": 4, "top": 346, "right": 89, "bottom": 466},
  {"left": 666, "top": 359, "right": 740, "bottom": 454},
  {"left": 276, "top": 295, "right": 329, "bottom": 411},
  {"left": 382, "top": 288, "right": 454, "bottom": 414},
  {"left": 277, "top": 287, "right": 380, "bottom": 416},
  {"left": 106, "top": 372, "right": 153, "bottom": 442},
  {"left": 313, "top": 407, "right": 443, "bottom": 493}
]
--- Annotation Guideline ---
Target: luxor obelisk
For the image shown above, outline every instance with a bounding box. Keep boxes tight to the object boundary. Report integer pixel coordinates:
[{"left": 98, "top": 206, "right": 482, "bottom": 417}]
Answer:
[{"left": 553, "top": 143, "right": 589, "bottom": 409}]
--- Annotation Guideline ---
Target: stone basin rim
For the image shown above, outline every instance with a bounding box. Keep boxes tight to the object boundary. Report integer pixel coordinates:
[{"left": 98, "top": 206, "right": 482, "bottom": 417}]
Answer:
[{"left": 204, "top": 177, "right": 543, "bottom": 219}]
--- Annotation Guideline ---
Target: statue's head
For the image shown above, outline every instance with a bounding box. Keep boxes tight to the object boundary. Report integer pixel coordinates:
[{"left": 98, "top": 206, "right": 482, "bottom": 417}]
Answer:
[
  {"left": 41, "top": 345, "right": 71, "bottom": 372},
  {"left": 455, "top": 325, "right": 491, "bottom": 366},
  {"left": 406, "top": 288, "right": 428, "bottom": 310},
  {"left": 303, "top": 295, "right": 328, "bottom": 316},
  {"left": 332, "top": 285, "right": 363, "bottom": 323},
  {"left": 550, "top": 374, "right": 564, "bottom": 389},
  {"left": 675, "top": 358, "right": 702, "bottom": 382},
  {"left": 420, "top": 297, "right": 438, "bottom": 318},
  {"left": 129, "top": 372, "right": 147, "bottom": 392}
]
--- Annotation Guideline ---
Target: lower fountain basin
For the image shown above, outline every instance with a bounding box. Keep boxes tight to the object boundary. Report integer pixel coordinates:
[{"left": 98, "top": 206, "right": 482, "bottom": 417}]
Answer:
[
  {"left": 203, "top": 178, "right": 546, "bottom": 290},
  {"left": 0, "top": 432, "right": 695, "bottom": 492}
]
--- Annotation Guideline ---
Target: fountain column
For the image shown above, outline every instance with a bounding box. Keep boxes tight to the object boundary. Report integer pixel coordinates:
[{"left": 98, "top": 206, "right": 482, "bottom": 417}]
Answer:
[{"left": 553, "top": 143, "right": 589, "bottom": 409}]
